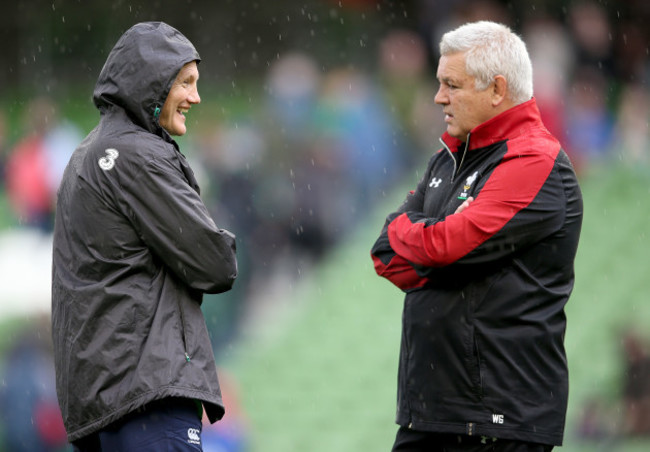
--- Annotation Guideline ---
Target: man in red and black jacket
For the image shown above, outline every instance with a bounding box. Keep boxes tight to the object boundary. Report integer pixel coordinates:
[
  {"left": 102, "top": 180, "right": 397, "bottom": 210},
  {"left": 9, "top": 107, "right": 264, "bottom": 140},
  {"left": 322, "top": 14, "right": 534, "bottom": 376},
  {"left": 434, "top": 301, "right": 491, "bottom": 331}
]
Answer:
[{"left": 371, "top": 21, "right": 583, "bottom": 452}]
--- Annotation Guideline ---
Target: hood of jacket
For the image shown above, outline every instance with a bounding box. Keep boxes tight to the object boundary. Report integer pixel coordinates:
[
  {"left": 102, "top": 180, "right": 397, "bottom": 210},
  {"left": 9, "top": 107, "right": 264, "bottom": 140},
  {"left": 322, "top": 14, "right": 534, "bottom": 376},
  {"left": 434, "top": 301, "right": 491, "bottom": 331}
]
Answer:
[{"left": 93, "top": 22, "right": 201, "bottom": 136}]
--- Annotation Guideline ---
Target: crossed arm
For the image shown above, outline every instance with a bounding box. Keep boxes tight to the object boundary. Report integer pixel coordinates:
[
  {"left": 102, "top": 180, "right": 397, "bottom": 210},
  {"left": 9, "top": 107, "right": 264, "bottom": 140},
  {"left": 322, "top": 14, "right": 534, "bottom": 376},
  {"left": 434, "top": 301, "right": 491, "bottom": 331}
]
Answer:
[{"left": 371, "top": 150, "right": 565, "bottom": 291}]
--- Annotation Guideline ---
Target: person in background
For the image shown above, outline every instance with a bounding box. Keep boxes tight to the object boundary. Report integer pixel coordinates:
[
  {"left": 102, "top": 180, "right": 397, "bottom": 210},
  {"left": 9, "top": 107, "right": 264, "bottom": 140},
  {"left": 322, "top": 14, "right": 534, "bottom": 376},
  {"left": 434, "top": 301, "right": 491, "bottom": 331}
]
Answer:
[
  {"left": 4, "top": 98, "right": 81, "bottom": 231},
  {"left": 0, "top": 319, "right": 67, "bottom": 452},
  {"left": 371, "top": 21, "right": 583, "bottom": 451},
  {"left": 621, "top": 330, "right": 650, "bottom": 436},
  {"left": 51, "top": 22, "right": 237, "bottom": 451}
]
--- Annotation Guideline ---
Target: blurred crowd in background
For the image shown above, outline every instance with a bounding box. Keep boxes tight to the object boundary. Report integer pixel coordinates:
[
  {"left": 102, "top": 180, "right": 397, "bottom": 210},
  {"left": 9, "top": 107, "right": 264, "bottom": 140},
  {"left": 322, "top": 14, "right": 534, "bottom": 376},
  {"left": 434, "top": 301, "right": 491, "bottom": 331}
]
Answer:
[{"left": 0, "top": 0, "right": 649, "bottom": 450}]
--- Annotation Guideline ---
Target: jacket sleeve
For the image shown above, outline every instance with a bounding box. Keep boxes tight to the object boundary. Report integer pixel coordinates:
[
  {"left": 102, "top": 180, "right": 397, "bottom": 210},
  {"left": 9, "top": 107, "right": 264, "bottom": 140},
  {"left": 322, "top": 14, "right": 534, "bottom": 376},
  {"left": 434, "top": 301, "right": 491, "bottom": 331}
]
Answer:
[
  {"left": 387, "top": 150, "right": 565, "bottom": 268},
  {"left": 370, "top": 172, "right": 431, "bottom": 291},
  {"left": 122, "top": 156, "right": 238, "bottom": 294}
]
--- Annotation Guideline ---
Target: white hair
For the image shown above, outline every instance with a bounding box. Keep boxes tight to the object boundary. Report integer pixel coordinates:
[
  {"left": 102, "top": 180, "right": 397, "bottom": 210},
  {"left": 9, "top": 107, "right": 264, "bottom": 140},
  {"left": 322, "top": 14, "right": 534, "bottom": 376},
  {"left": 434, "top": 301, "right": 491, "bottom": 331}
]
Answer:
[{"left": 439, "top": 21, "right": 533, "bottom": 105}]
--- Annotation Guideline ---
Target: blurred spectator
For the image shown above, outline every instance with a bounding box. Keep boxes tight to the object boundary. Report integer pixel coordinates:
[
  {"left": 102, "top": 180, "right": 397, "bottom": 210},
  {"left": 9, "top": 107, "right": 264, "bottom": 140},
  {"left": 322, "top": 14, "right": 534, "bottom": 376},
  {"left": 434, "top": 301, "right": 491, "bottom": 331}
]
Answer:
[
  {"left": 524, "top": 16, "right": 573, "bottom": 145},
  {"left": 576, "top": 398, "right": 617, "bottom": 442},
  {"left": 201, "top": 369, "right": 251, "bottom": 452},
  {"left": 453, "top": 0, "right": 511, "bottom": 24},
  {"left": 0, "top": 110, "right": 8, "bottom": 181},
  {"left": 193, "top": 120, "right": 266, "bottom": 353},
  {"left": 621, "top": 330, "right": 650, "bottom": 436},
  {"left": 265, "top": 52, "right": 321, "bottom": 146},
  {"left": 564, "top": 66, "right": 616, "bottom": 172},
  {"left": 567, "top": 1, "right": 616, "bottom": 80},
  {"left": 378, "top": 29, "right": 441, "bottom": 162},
  {"left": 613, "top": 20, "right": 648, "bottom": 82},
  {"left": 419, "top": 0, "right": 512, "bottom": 61},
  {"left": 0, "top": 317, "right": 68, "bottom": 452},
  {"left": 614, "top": 83, "right": 650, "bottom": 167},
  {"left": 259, "top": 52, "right": 329, "bottom": 263},
  {"left": 314, "top": 67, "right": 406, "bottom": 218},
  {"left": 4, "top": 98, "right": 55, "bottom": 230},
  {"left": 4, "top": 97, "right": 81, "bottom": 231}
]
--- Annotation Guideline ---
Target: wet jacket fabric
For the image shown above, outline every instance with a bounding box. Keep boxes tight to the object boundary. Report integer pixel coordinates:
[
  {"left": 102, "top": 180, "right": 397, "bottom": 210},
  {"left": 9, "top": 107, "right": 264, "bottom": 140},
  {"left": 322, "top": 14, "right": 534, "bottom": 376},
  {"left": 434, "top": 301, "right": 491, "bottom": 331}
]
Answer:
[
  {"left": 51, "top": 22, "right": 238, "bottom": 443},
  {"left": 371, "top": 99, "right": 583, "bottom": 446}
]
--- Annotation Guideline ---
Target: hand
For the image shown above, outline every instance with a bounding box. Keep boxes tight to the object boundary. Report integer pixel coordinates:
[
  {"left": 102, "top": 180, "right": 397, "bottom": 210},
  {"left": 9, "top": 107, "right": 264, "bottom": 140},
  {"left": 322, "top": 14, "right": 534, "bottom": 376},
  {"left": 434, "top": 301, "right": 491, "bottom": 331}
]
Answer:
[{"left": 455, "top": 196, "right": 474, "bottom": 214}]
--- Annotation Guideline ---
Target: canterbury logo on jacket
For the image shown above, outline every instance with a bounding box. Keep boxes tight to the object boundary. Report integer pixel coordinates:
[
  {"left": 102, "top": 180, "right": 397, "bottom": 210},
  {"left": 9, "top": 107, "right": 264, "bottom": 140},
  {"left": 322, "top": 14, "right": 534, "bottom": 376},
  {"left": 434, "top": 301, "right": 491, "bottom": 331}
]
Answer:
[{"left": 371, "top": 98, "right": 583, "bottom": 446}]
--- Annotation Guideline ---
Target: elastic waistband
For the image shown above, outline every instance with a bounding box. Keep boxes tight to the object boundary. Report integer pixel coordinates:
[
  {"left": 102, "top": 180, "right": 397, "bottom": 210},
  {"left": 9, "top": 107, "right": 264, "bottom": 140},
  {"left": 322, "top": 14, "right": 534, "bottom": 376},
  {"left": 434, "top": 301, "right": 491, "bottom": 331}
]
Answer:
[{"left": 135, "top": 397, "right": 198, "bottom": 415}]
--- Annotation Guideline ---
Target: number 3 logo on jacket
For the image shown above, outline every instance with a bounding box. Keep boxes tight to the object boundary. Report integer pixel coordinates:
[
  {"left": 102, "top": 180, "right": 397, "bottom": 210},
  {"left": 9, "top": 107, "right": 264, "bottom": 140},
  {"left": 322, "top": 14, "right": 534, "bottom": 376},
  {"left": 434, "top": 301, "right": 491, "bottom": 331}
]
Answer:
[{"left": 99, "top": 148, "right": 119, "bottom": 171}]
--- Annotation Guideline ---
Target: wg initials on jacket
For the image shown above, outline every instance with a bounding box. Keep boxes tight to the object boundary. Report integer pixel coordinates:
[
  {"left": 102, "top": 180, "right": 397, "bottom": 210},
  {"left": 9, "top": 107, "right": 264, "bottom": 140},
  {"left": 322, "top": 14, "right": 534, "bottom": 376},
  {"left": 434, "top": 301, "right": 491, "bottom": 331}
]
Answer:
[
  {"left": 371, "top": 21, "right": 583, "bottom": 452},
  {"left": 51, "top": 22, "right": 238, "bottom": 451}
]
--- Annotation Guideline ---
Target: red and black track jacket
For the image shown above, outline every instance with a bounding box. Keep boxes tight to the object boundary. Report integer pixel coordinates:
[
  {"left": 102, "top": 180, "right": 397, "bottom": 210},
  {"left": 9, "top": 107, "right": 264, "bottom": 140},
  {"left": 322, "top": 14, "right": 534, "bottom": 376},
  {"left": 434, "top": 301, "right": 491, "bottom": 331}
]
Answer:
[{"left": 371, "top": 99, "right": 583, "bottom": 446}]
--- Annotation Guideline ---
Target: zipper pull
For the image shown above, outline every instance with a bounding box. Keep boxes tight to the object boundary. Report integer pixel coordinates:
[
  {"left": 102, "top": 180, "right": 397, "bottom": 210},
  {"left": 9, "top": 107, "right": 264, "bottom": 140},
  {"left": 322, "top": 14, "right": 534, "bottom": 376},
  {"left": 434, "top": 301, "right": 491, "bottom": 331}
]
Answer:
[{"left": 185, "top": 352, "right": 191, "bottom": 362}]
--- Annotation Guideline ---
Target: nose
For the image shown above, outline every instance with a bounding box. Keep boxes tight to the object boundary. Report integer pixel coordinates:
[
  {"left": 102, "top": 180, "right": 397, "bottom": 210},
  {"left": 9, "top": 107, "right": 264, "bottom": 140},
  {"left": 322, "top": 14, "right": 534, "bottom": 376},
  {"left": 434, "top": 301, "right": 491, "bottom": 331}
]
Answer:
[
  {"left": 434, "top": 84, "right": 447, "bottom": 105},
  {"left": 189, "top": 86, "right": 201, "bottom": 105}
]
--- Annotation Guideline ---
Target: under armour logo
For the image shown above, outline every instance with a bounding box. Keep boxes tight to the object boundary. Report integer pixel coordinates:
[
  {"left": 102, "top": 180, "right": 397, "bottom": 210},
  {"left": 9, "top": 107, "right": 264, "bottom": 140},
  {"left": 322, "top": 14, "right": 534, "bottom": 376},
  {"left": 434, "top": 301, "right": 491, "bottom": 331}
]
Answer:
[
  {"left": 187, "top": 427, "right": 201, "bottom": 445},
  {"left": 429, "top": 177, "right": 442, "bottom": 188},
  {"left": 98, "top": 148, "right": 119, "bottom": 171}
]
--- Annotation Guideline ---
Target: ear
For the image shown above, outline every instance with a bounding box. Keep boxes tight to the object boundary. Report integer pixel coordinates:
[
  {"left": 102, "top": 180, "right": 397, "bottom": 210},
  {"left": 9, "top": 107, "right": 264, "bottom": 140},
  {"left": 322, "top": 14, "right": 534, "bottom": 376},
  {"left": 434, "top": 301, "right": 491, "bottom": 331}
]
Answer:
[{"left": 491, "top": 75, "right": 508, "bottom": 107}]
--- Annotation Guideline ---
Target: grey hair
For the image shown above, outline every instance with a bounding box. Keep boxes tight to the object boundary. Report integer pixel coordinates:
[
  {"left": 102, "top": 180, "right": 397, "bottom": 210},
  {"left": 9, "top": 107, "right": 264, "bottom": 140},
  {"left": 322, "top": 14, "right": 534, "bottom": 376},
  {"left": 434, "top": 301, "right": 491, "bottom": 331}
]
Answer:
[{"left": 439, "top": 21, "right": 533, "bottom": 105}]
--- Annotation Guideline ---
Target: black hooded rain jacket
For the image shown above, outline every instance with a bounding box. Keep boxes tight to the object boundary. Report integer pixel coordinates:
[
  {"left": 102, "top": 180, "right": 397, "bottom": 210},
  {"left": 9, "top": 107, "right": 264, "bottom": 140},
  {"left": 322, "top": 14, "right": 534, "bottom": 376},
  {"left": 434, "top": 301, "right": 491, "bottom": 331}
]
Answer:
[{"left": 51, "top": 22, "right": 238, "bottom": 442}]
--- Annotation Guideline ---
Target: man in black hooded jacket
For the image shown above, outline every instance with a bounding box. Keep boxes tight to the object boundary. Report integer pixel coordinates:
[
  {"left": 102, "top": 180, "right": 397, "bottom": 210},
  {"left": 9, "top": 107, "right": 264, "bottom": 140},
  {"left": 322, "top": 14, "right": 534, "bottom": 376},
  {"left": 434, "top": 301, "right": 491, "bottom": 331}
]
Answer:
[{"left": 51, "top": 22, "right": 238, "bottom": 451}]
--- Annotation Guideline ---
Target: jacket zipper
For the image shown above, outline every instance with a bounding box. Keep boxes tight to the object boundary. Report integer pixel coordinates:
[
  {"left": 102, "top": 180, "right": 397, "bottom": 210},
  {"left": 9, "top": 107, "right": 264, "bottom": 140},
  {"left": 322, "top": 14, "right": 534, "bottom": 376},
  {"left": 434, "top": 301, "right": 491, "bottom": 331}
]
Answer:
[
  {"left": 439, "top": 132, "right": 471, "bottom": 182},
  {"left": 177, "top": 300, "right": 191, "bottom": 362},
  {"left": 474, "top": 334, "right": 484, "bottom": 398},
  {"left": 404, "top": 311, "right": 414, "bottom": 428},
  {"left": 439, "top": 138, "right": 455, "bottom": 181}
]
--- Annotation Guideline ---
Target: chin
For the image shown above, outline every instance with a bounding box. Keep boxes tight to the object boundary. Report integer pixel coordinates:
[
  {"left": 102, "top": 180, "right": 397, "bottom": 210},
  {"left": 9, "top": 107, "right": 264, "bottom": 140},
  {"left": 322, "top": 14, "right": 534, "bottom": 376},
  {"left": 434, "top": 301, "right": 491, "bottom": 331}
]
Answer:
[
  {"left": 175, "top": 123, "right": 188, "bottom": 136},
  {"left": 446, "top": 128, "right": 459, "bottom": 139},
  {"left": 167, "top": 126, "right": 187, "bottom": 136}
]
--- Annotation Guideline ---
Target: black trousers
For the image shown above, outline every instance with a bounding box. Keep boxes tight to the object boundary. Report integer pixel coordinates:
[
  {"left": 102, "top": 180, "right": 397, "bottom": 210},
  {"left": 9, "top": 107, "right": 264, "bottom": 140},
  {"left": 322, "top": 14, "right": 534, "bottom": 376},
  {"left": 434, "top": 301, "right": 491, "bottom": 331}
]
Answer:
[{"left": 392, "top": 426, "right": 554, "bottom": 452}]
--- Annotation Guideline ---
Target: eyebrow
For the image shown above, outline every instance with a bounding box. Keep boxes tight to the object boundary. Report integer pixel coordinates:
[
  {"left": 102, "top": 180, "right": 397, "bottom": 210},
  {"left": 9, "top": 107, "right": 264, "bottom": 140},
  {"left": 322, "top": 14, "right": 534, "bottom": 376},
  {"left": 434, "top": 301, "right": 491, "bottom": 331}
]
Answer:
[
  {"left": 177, "top": 70, "right": 198, "bottom": 82},
  {"left": 437, "top": 76, "right": 459, "bottom": 85}
]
